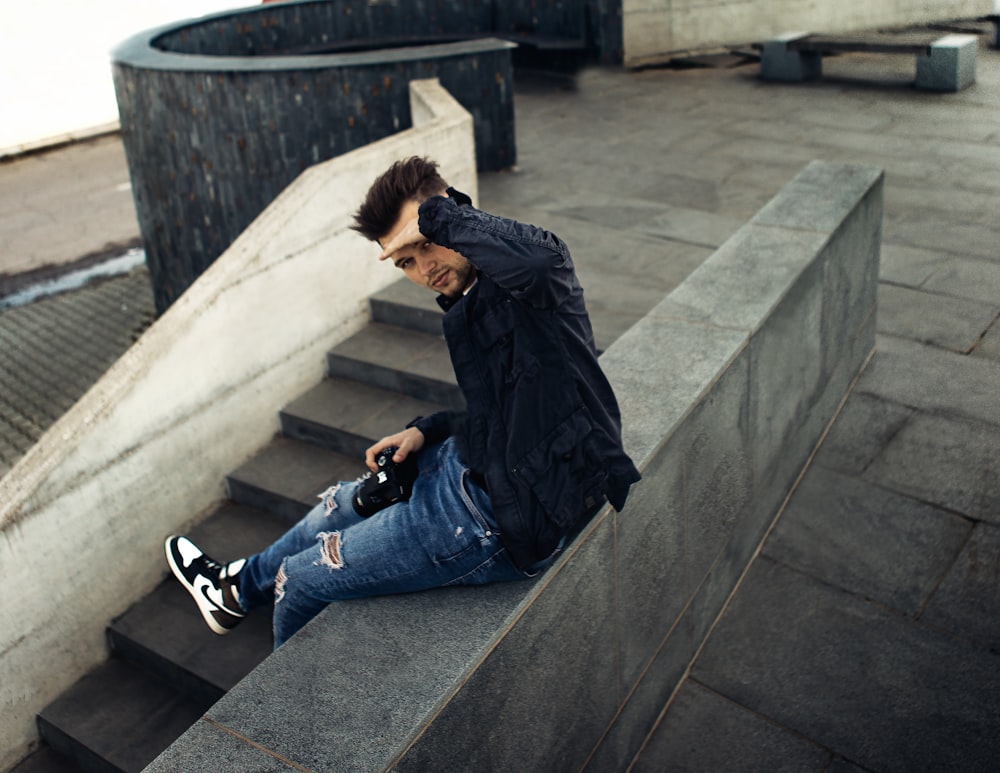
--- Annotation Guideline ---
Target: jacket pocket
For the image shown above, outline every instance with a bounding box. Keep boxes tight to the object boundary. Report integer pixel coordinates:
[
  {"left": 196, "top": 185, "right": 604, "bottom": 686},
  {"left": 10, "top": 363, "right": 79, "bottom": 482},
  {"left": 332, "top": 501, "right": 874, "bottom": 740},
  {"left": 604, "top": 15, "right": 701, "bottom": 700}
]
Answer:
[
  {"left": 474, "top": 298, "right": 539, "bottom": 387},
  {"left": 512, "top": 409, "right": 607, "bottom": 530}
]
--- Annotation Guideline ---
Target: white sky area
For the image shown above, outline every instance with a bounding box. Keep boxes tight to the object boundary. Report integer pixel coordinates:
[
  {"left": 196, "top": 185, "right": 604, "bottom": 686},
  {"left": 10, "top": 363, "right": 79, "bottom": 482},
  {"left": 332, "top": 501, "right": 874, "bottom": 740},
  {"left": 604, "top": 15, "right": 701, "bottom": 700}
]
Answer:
[{"left": 0, "top": 1, "right": 254, "bottom": 151}]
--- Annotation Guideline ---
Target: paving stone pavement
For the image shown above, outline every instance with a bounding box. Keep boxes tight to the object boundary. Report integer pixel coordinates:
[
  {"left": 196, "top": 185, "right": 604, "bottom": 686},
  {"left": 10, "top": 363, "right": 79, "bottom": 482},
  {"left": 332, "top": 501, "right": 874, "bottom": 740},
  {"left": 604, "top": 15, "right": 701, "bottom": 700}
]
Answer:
[
  {"left": 0, "top": 270, "right": 155, "bottom": 476},
  {"left": 2, "top": 22, "right": 999, "bottom": 771}
]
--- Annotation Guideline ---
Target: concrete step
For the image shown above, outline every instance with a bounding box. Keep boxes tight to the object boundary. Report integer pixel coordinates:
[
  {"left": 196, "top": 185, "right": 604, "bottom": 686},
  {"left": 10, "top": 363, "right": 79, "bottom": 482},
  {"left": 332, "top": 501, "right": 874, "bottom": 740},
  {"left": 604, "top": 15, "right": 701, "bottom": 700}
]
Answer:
[
  {"left": 280, "top": 376, "right": 450, "bottom": 458},
  {"left": 369, "top": 278, "right": 445, "bottom": 336},
  {"left": 36, "top": 658, "right": 211, "bottom": 773},
  {"left": 327, "top": 322, "right": 463, "bottom": 409},
  {"left": 9, "top": 746, "right": 84, "bottom": 772},
  {"left": 32, "top": 295, "right": 460, "bottom": 771},
  {"left": 106, "top": 502, "right": 286, "bottom": 705},
  {"left": 226, "top": 435, "right": 367, "bottom": 522}
]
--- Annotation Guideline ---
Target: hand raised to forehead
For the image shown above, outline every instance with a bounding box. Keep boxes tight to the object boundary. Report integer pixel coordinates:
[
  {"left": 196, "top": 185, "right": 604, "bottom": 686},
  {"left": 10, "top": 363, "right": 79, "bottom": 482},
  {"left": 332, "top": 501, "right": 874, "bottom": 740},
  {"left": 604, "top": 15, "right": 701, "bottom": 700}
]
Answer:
[{"left": 379, "top": 216, "right": 427, "bottom": 262}]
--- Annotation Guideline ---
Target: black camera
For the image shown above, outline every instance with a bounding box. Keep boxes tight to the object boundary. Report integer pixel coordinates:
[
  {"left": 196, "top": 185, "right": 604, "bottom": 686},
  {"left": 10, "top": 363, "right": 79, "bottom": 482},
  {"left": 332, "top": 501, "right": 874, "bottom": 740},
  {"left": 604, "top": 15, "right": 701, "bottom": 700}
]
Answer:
[{"left": 353, "top": 446, "right": 419, "bottom": 517}]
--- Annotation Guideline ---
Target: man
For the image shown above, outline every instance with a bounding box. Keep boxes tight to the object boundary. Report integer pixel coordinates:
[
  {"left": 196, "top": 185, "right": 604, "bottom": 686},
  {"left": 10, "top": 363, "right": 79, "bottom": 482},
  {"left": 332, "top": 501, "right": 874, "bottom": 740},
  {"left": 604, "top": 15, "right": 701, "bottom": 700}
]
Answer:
[{"left": 166, "top": 157, "right": 640, "bottom": 647}]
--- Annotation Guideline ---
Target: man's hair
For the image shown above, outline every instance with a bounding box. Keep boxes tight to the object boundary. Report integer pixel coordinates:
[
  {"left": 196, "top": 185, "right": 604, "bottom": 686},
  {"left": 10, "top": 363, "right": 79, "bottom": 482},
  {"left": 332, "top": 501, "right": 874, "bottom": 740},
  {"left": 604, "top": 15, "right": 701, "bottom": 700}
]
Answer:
[{"left": 352, "top": 156, "right": 448, "bottom": 242}]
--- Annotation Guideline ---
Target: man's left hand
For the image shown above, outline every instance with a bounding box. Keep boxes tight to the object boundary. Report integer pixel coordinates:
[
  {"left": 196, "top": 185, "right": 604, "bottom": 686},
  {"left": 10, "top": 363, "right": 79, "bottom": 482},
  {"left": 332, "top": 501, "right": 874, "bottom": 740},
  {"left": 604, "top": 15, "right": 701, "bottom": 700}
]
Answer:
[{"left": 365, "top": 427, "right": 425, "bottom": 472}]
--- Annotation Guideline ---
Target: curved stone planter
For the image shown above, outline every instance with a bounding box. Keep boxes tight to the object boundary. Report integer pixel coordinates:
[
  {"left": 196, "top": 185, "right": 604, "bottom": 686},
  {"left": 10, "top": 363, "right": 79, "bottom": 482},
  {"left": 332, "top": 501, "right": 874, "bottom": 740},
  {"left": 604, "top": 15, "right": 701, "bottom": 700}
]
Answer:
[{"left": 111, "top": 3, "right": 515, "bottom": 311}]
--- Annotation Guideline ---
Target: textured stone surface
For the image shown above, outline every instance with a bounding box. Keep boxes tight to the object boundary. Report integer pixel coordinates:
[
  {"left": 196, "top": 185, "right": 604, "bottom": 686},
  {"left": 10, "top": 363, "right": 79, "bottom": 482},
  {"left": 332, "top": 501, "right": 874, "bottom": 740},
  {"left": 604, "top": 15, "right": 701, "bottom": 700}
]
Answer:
[
  {"left": 765, "top": 466, "right": 971, "bottom": 615},
  {"left": 190, "top": 583, "right": 533, "bottom": 772},
  {"left": 858, "top": 335, "right": 1000, "bottom": 425},
  {"left": 38, "top": 659, "right": 211, "bottom": 773},
  {"left": 635, "top": 681, "right": 832, "bottom": 772},
  {"left": 656, "top": 223, "right": 830, "bottom": 332},
  {"left": 921, "top": 522, "right": 1000, "bottom": 649},
  {"left": 752, "top": 160, "right": 883, "bottom": 235},
  {"left": 692, "top": 558, "right": 1000, "bottom": 773},
  {"left": 327, "top": 323, "right": 461, "bottom": 408},
  {"left": 863, "top": 412, "right": 1000, "bottom": 524},
  {"left": 812, "top": 391, "right": 914, "bottom": 475},
  {"left": 921, "top": 254, "right": 1000, "bottom": 305},
  {"left": 226, "top": 437, "right": 366, "bottom": 521},
  {"left": 0, "top": 135, "right": 139, "bottom": 278},
  {"left": 147, "top": 718, "right": 304, "bottom": 772},
  {"left": 281, "top": 376, "right": 448, "bottom": 458},
  {"left": 0, "top": 269, "right": 154, "bottom": 476},
  {"left": 878, "top": 242, "right": 948, "bottom": 287},
  {"left": 877, "top": 282, "right": 998, "bottom": 353},
  {"left": 396, "top": 516, "right": 620, "bottom": 772},
  {"left": 600, "top": 313, "right": 749, "bottom": 469},
  {"left": 973, "top": 318, "right": 1000, "bottom": 361},
  {"left": 679, "top": 347, "right": 754, "bottom": 594},
  {"left": 614, "top": 437, "right": 687, "bottom": 689}
]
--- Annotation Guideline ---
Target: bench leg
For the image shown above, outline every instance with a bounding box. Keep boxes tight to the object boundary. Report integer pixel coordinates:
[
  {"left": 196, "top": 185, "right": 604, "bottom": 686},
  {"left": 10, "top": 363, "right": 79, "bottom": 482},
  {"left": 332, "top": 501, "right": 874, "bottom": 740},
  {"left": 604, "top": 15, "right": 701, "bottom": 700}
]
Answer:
[
  {"left": 915, "top": 34, "right": 977, "bottom": 92},
  {"left": 760, "top": 32, "right": 821, "bottom": 82}
]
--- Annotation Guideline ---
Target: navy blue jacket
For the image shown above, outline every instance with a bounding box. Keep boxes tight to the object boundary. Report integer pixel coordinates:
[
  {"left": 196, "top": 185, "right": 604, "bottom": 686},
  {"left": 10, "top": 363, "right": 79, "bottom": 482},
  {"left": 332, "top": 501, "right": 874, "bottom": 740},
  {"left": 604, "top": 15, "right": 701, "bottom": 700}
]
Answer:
[{"left": 407, "top": 189, "right": 641, "bottom": 569}]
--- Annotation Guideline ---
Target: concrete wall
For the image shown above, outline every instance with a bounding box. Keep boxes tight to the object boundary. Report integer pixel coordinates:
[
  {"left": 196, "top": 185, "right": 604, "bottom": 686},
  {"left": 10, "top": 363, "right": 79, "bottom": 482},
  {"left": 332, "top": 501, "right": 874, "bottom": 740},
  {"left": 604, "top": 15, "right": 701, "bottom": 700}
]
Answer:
[
  {"left": 623, "top": 0, "right": 991, "bottom": 66},
  {"left": 0, "top": 79, "right": 476, "bottom": 772},
  {"left": 147, "top": 160, "right": 883, "bottom": 772}
]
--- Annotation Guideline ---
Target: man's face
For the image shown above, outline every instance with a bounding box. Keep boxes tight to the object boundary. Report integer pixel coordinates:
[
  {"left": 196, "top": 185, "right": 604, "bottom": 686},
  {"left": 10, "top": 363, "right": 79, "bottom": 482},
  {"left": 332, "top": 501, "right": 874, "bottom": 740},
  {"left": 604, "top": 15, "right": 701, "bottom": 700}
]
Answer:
[{"left": 379, "top": 199, "right": 475, "bottom": 299}]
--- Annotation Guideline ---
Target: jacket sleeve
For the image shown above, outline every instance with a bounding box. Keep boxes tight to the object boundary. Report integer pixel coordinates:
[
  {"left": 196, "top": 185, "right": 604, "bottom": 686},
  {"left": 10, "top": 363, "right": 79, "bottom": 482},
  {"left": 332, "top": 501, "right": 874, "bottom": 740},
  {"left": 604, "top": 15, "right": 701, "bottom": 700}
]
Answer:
[
  {"left": 418, "top": 190, "right": 579, "bottom": 309},
  {"left": 406, "top": 410, "right": 464, "bottom": 445}
]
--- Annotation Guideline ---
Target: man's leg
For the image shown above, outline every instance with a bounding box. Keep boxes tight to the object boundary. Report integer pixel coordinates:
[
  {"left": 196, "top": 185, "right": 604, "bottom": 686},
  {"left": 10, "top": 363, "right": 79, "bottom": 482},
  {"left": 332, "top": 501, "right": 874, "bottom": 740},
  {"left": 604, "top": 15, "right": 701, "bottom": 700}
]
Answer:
[
  {"left": 165, "top": 477, "right": 369, "bottom": 634},
  {"left": 237, "top": 481, "right": 368, "bottom": 611},
  {"left": 268, "top": 437, "right": 528, "bottom": 647}
]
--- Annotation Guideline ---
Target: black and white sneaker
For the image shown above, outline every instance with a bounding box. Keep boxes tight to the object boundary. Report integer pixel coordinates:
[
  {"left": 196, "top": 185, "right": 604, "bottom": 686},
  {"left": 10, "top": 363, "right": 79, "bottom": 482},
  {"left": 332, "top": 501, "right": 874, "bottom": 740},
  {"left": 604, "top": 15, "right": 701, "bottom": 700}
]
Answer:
[{"left": 165, "top": 535, "right": 246, "bottom": 635}]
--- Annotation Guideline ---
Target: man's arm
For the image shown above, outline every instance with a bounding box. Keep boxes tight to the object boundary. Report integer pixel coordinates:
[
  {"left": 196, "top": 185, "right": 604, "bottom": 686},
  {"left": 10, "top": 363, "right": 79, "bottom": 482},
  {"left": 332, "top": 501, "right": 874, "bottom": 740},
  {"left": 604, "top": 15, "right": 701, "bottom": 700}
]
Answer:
[
  {"left": 423, "top": 193, "right": 578, "bottom": 308},
  {"left": 380, "top": 192, "right": 578, "bottom": 309},
  {"left": 363, "top": 409, "right": 464, "bottom": 471}
]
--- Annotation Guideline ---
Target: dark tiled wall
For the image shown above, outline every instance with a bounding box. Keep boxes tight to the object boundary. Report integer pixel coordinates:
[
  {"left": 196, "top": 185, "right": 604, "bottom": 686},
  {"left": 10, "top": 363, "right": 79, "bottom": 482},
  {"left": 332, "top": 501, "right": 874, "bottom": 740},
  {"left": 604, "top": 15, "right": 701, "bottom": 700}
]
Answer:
[{"left": 113, "top": 36, "right": 514, "bottom": 312}]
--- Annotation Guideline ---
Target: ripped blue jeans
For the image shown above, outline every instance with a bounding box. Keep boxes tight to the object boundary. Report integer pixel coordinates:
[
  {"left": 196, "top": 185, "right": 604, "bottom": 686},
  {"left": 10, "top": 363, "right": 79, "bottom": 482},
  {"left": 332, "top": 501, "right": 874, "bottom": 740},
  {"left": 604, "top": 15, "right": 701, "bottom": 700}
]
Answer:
[{"left": 238, "top": 437, "right": 543, "bottom": 647}]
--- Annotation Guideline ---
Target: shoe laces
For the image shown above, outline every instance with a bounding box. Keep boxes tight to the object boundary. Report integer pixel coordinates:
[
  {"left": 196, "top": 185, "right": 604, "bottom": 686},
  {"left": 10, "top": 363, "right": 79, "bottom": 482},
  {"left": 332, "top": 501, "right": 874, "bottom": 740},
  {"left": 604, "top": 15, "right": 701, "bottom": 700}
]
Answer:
[
  {"left": 200, "top": 555, "right": 226, "bottom": 576},
  {"left": 202, "top": 555, "right": 245, "bottom": 610},
  {"left": 199, "top": 555, "right": 238, "bottom": 587}
]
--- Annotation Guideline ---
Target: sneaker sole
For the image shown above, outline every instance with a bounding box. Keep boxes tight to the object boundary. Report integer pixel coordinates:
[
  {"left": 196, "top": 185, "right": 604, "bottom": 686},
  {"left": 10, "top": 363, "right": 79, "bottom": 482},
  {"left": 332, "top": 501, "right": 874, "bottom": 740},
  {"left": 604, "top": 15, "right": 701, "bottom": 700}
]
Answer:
[{"left": 164, "top": 536, "right": 239, "bottom": 636}]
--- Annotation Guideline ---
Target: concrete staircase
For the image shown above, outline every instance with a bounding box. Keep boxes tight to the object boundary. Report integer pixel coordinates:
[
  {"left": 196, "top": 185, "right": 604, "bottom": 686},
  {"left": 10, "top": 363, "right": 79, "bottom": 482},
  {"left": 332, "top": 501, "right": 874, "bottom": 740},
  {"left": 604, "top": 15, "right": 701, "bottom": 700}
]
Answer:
[{"left": 27, "top": 280, "right": 453, "bottom": 773}]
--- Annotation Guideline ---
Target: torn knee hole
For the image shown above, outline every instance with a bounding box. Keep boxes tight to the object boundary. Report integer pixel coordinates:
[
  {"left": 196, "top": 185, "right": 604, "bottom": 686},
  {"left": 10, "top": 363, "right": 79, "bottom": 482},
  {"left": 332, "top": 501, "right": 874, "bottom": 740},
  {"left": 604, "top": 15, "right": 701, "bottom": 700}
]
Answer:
[
  {"left": 275, "top": 561, "right": 288, "bottom": 604},
  {"left": 316, "top": 530, "right": 344, "bottom": 570},
  {"left": 319, "top": 483, "right": 342, "bottom": 515}
]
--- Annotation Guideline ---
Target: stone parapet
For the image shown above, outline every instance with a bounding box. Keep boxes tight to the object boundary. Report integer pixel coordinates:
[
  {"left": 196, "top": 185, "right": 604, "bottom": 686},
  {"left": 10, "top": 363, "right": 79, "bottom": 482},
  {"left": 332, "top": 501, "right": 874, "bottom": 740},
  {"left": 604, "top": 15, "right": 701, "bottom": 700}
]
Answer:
[{"left": 146, "top": 160, "right": 884, "bottom": 771}]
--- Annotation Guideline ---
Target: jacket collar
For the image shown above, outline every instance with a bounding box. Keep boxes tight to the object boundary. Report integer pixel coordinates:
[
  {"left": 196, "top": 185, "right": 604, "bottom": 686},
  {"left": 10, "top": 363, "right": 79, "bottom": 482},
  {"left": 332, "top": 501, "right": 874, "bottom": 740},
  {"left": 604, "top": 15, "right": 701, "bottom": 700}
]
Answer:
[{"left": 446, "top": 186, "right": 472, "bottom": 206}]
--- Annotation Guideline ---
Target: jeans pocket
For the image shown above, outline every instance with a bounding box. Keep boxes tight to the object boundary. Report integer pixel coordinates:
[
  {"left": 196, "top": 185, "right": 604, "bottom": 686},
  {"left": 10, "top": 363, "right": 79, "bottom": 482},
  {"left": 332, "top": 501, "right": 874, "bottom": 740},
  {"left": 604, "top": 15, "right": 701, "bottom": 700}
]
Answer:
[{"left": 427, "top": 469, "right": 497, "bottom": 565}]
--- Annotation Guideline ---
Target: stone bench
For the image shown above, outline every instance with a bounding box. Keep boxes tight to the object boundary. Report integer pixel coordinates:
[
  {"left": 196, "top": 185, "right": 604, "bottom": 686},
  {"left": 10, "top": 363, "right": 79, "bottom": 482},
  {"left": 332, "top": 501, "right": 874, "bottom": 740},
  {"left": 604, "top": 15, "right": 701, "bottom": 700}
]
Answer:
[{"left": 759, "top": 31, "right": 977, "bottom": 91}]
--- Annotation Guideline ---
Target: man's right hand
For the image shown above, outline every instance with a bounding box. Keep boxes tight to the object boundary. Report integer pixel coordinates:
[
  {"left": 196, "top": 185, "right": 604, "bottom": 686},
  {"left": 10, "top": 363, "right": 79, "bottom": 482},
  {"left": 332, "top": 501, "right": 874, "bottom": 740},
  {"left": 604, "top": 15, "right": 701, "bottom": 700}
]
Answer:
[{"left": 365, "top": 427, "right": 425, "bottom": 472}]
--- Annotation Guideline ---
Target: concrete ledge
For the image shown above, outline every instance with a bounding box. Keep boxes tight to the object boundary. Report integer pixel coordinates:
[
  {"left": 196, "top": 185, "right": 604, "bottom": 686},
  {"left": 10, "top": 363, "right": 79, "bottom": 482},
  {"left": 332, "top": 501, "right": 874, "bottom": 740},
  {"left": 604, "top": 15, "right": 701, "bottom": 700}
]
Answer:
[
  {"left": 0, "top": 79, "right": 475, "bottom": 771},
  {"left": 147, "top": 161, "right": 884, "bottom": 771}
]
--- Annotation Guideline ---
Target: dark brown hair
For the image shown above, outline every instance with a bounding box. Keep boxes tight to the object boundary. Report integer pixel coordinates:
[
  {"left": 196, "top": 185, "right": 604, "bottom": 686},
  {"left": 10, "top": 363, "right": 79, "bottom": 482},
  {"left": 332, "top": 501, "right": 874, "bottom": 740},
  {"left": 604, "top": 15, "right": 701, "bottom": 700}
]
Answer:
[{"left": 352, "top": 156, "right": 449, "bottom": 242}]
